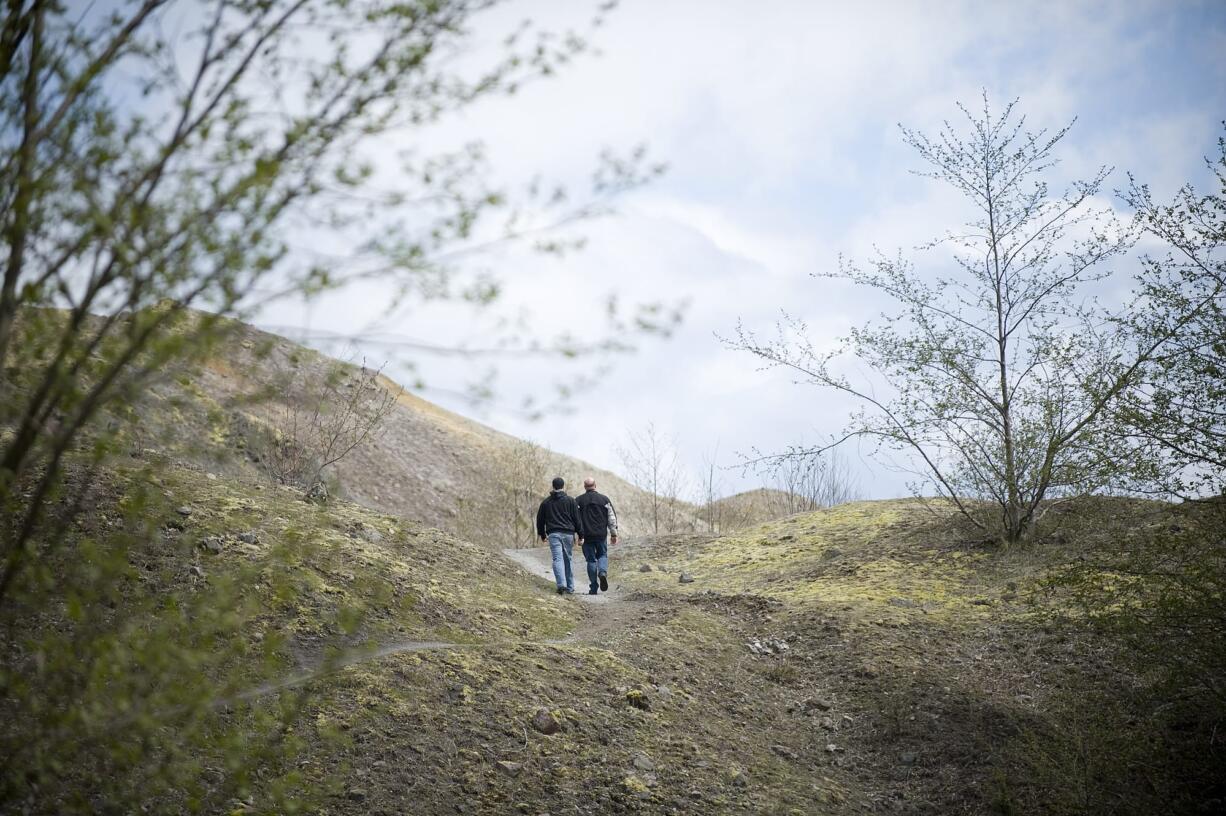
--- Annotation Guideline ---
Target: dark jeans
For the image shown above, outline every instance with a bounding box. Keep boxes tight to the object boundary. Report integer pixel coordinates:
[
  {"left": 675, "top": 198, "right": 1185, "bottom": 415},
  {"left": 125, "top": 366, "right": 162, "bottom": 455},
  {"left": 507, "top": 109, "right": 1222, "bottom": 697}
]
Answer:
[{"left": 582, "top": 535, "right": 608, "bottom": 591}]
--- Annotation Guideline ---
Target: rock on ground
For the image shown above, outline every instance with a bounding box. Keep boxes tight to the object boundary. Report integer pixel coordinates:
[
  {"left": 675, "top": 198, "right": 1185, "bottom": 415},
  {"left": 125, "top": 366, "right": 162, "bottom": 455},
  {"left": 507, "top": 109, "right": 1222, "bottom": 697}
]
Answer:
[{"left": 530, "top": 708, "right": 560, "bottom": 735}]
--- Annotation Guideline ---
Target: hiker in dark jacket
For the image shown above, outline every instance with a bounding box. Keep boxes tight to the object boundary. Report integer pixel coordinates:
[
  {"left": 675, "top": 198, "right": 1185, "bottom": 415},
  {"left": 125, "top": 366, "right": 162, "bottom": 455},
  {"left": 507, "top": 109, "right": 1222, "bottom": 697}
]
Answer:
[
  {"left": 575, "top": 477, "right": 619, "bottom": 595},
  {"left": 536, "top": 476, "right": 584, "bottom": 595}
]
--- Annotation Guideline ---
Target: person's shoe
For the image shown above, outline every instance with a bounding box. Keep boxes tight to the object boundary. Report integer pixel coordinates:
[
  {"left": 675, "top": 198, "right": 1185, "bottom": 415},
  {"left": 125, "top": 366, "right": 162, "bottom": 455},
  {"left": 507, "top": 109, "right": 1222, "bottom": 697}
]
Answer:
[
  {"left": 599, "top": 573, "right": 608, "bottom": 592},
  {"left": 588, "top": 588, "right": 598, "bottom": 595},
  {"left": 566, "top": 588, "right": 576, "bottom": 594},
  {"left": 557, "top": 586, "right": 566, "bottom": 595}
]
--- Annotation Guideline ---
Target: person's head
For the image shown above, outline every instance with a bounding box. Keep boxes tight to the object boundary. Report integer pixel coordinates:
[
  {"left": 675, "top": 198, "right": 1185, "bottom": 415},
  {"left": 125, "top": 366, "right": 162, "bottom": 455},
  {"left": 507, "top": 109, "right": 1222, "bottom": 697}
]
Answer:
[
  {"left": 583, "top": 477, "right": 596, "bottom": 492},
  {"left": 551, "top": 476, "right": 565, "bottom": 491}
]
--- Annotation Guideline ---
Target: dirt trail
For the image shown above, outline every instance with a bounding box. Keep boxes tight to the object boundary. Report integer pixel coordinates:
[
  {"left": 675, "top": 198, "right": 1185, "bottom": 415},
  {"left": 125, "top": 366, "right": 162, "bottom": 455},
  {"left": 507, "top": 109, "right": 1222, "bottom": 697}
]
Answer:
[
  {"left": 502, "top": 543, "right": 650, "bottom": 645},
  {"left": 500, "top": 545, "right": 619, "bottom": 604}
]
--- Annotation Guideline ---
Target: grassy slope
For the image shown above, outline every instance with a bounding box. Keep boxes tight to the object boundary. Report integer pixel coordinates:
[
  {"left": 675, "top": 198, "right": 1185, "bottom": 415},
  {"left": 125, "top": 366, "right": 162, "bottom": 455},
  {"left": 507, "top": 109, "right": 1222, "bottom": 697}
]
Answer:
[
  {"left": 289, "top": 495, "right": 1223, "bottom": 816},
  {"left": 709, "top": 488, "right": 820, "bottom": 532},
  {"left": 20, "top": 461, "right": 846, "bottom": 814},
  {"left": 617, "top": 498, "right": 1223, "bottom": 814},
  {"left": 145, "top": 461, "right": 582, "bottom": 651},
  {"left": 17, "top": 455, "right": 1218, "bottom": 814}
]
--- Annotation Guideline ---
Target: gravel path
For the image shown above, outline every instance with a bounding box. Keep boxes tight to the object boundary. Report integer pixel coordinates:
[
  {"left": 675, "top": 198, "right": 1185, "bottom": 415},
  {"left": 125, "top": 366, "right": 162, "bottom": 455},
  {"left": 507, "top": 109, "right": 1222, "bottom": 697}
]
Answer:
[{"left": 500, "top": 545, "right": 622, "bottom": 604}]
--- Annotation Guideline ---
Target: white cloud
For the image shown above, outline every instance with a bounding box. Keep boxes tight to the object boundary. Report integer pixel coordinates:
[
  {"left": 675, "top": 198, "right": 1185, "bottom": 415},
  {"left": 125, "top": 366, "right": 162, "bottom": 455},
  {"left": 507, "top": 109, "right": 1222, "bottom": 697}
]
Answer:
[{"left": 256, "top": 0, "right": 1226, "bottom": 501}]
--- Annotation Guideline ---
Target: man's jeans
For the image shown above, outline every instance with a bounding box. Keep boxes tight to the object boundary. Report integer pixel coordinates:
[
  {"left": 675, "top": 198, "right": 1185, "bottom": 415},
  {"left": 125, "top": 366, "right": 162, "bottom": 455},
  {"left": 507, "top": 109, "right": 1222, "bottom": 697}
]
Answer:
[
  {"left": 582, "top": 535, "right": 608, "bottom": 592},
  {"left": 547, "top": 532, "right": 575, "bottom": 592}
]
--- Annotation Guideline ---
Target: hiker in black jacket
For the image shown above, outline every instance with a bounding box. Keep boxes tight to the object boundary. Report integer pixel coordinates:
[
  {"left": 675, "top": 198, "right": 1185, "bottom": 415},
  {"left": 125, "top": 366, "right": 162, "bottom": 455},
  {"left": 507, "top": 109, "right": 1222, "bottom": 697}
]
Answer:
[
  {"left": 575, "top": 477, "right": 619, "bottom": 594},
  {"left": 536, "top": 476, "right": 584, "bottom": 595}
]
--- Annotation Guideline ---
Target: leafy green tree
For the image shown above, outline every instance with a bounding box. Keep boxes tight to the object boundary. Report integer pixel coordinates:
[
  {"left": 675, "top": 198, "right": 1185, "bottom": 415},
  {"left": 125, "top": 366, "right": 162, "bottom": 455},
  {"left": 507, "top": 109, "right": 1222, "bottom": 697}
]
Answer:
[
  {"left": 0, "top": 0, "right": 657, "bottom": 809},
  {"left": 730, "top": 96, "right": 1205, "bottom": 545},
  {"left": 1113, "top": 129, "right": 1226, "bottom": 496}
]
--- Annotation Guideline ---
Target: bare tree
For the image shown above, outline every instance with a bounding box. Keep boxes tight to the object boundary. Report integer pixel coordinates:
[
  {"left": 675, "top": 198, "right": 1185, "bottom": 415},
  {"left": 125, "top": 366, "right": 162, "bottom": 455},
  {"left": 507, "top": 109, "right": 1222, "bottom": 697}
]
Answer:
[
  {"left": 765, "top": 448, "right": 860, "bottom": 513},
  {"left": 615, "top": 422, "right": 689, "bottom": 535},
  {"left": 733, "top": 447, "right": 861, "bottom": 520},
  {"left": 728, "top": 95, "right": 1206, "bottom": 545},
  {"left": 492, "top": 438, "right": 556, "bottom": 548},
  {"left": 772, "top": 455, "right": 816, "bottom": 515},
  {"left": 254, "top": 359, "right": 399, "bottom": 496},
  {"left": 699, "top": 441, "right": 724, "bottom": 533}
]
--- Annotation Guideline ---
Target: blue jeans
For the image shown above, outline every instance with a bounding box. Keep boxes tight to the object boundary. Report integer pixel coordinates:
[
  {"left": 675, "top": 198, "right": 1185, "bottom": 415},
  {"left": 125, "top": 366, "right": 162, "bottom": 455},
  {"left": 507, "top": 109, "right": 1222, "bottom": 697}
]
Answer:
[
  {"left": 582, "top": 536, "right": 608, "bottom": 592},
  {"left": 547, "top": 532, "right": 575, "bottom": 592}
]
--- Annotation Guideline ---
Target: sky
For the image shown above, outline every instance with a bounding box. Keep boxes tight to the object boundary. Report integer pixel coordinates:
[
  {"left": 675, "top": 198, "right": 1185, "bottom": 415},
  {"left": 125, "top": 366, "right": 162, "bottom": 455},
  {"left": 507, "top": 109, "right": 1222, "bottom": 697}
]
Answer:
[{"left": 255, "top": 0, "right": 1226, "bottom": 500}]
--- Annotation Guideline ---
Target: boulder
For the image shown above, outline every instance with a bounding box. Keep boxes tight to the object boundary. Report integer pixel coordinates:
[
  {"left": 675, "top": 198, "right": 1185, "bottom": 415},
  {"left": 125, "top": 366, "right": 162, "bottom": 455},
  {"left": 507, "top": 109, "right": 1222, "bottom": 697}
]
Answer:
[
  {"left": 530, "top": 708, "right": 559, "bottom": 735},
  {"left": 678, "top": 573, "right": 695, "bottom": 584}
]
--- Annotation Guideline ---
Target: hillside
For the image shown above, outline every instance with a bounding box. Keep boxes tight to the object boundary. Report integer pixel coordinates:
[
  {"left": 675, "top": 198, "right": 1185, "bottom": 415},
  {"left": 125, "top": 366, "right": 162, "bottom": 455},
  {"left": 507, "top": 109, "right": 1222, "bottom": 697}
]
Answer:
[
  {"left": 8, "top": 316, "right": 1221, "bottom": 814},
  {"left": 146, "top": 318, "right": 702, "bottom": 544},
  {"left": 0, "top": 458, "right": 894, "bottom": 813},
  {"left": 6, "top": 433, "right": 1221, "bottom": 813},
  {"left": 616, "top": 498, "right": 1225, "bottom": 814},
  {"left": 709, "top": 487, "right": 812, "bottom": 531}
]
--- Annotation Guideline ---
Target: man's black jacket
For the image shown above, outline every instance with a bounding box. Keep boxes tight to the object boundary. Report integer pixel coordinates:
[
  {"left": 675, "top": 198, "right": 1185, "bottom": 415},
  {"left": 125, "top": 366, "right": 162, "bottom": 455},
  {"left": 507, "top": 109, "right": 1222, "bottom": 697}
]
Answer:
[
  {"left": 536, "top": 489, "right": 583, "bottom": 539},
  {"left": 575, "top": 489, "right": 618, "bottom": 539}
]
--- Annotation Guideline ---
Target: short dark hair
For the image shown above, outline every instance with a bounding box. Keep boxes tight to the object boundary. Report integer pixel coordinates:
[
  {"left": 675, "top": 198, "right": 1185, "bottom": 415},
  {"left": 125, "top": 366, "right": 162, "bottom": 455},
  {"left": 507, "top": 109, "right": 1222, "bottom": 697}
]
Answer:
[{"left": 551, "top": 476, "right": 565, "bottom": 490}]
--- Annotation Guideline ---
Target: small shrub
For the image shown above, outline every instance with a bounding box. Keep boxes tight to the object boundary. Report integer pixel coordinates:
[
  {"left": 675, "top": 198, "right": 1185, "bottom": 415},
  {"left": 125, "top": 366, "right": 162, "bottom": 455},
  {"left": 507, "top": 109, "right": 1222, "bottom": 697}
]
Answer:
[{"left": 762, "top": 661, "right": 800, "bottom": 686}]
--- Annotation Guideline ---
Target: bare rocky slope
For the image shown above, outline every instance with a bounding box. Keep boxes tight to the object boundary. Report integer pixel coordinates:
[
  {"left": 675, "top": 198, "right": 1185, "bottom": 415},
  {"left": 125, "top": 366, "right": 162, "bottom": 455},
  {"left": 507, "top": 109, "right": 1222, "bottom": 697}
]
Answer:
[{"left": 155, "top": 318, "right": 701, "bottom": 543}]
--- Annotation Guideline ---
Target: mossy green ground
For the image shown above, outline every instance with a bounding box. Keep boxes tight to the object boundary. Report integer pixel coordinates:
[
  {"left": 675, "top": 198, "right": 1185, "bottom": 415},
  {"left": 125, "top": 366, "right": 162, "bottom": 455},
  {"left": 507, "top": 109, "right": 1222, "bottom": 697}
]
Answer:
[
  {"left": 624, "top": 500, "right": 1015, "bottom": 618},
  {"left": 13, "top": 466, "right": 1220, "bottom": 815},
  {"left": 160, "top": 463, "right": 579, "bottom": 644}
]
